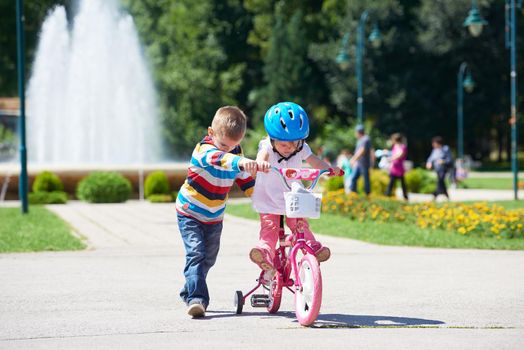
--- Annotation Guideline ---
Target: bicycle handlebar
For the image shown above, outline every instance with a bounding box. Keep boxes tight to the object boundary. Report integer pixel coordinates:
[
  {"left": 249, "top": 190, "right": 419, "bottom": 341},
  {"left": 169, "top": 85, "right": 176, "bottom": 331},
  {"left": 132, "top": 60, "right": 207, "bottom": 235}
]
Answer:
[{"left": 271, "top": 167, "right": 344, "bottom": 191}]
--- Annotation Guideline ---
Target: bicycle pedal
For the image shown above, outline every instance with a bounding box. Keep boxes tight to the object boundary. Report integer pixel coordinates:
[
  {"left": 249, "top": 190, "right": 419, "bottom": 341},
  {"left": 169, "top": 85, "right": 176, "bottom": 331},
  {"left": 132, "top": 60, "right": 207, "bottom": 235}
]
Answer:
[{"left": 250, "top": 294, "right": 270, "bottom": 307}]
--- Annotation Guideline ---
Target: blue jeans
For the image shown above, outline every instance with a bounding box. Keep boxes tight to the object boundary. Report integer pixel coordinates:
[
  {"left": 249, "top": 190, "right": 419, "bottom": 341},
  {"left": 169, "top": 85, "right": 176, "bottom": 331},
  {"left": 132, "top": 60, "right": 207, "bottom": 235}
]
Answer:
[
  {"left": 178, "top": 213, "right": 223, "bottom": 308},
  {"left": 349, "top": 166, "right": 370, "bottom": 195}
]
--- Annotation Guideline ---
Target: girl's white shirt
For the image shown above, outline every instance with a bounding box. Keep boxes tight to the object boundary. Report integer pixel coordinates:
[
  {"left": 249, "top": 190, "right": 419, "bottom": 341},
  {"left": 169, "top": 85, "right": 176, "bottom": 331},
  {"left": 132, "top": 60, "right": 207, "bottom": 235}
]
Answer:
[{"left": 251, "top": 137, "right": 312, "bottom": 214}]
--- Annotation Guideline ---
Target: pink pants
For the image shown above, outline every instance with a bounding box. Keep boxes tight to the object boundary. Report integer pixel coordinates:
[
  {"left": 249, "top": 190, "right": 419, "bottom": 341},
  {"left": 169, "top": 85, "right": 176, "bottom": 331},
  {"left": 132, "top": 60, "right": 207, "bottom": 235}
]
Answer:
[{"left": 257, "top": 213, "right": 318, "bottom": 260}]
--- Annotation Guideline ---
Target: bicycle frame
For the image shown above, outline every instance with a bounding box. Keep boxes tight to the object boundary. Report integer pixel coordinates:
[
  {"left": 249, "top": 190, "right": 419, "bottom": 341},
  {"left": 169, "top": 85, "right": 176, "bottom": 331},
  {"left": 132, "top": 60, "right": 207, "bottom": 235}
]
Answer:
[{"left": 238, "top": 167, "right": 333, "bottom": 299}]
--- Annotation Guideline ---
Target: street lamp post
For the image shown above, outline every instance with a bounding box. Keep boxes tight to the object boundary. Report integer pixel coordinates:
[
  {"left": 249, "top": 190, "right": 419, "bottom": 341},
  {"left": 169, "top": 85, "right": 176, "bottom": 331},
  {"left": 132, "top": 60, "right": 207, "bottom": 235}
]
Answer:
[
  {"left": 457, "top": 62, "right": 475, "bottom": 160},
  {"left": 337, "top": 10, "right": 381, "bottom": 125},
  {"left": 16, "top": 0, "right": 28, "bottom": 213},
  {"left": 464, "top": 0, "right": 521, "bottom": 200},
  {"left": 505, "top": 0, "right": 521, "bottom": 200}
]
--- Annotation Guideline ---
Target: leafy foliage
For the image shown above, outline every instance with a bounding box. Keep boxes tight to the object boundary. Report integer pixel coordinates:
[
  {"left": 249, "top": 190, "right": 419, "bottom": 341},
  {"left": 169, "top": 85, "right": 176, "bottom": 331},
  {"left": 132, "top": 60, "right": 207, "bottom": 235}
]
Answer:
[
  {"left": 144, "top": 170, "right": 170, "bottom": 198},
  {"left": 147, "top": 194, "right": 173, "bottom": 203},
  {"left": 76, "top": 172, "right": 132, "bottom": 203},
  {"left": 28, "top": 191, "right": 68, "bottom": 204},
  {"left": 32, "top": 171, "right": 64, "bottom": 192},
  {"left": 3, "top": 0, "right": 523, "bottom": 163}
]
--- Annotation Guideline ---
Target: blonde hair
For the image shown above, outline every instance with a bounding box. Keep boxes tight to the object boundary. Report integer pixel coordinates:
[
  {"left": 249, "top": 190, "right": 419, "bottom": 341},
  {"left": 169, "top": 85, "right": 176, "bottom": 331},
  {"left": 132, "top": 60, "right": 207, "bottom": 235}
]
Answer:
[{"left": 211, "top": 106, "right": 247, "bottom": 140}]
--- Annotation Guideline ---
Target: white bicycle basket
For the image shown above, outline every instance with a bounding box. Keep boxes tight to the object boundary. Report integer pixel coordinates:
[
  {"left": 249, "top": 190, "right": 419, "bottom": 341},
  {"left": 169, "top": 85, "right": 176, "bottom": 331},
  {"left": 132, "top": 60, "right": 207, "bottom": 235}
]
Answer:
[{"left": 284, "top": 182, "right": 323, "bottom": 219}]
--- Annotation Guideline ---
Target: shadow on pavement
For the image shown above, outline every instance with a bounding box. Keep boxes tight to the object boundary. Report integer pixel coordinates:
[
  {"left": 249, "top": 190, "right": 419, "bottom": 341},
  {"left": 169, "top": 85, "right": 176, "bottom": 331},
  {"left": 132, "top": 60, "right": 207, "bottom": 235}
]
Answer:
[
  {"left": 204, "top": 310, "right": 296, "bottom": 320},
  {"left": 204, "top": 310, "right": 445, "bottom": 328},
  {"left": 314, "top": 314, "right": 445, "bottom": 328}
]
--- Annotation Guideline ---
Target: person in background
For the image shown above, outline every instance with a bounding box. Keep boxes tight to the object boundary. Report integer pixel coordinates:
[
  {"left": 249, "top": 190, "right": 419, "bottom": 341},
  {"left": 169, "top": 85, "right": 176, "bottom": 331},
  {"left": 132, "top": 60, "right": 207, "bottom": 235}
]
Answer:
[
  {"left": 349, "top": 124, "right": 373, "bottom": 196},
  {"left": 385, "top": 133, "right": 408, "bottom": 201},
  {"left": 337, "top": 149, "right": 353, "bottom": 194},
  {"left": 426, "top": 136, "right": 453, "bottom": 200}
]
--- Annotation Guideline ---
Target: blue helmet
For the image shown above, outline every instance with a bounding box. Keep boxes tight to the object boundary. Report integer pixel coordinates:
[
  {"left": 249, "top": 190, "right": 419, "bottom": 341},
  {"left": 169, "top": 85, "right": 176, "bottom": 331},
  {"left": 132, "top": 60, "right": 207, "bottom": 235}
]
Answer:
[{"left": 263, "top": 102, "right": 310, "bottom": 141}]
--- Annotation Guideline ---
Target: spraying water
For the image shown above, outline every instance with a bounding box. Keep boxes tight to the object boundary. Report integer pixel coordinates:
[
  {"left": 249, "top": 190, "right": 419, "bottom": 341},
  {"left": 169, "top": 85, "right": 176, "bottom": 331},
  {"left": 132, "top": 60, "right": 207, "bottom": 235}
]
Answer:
[{"left": 27, "top": 0, "right": 162, "bottom": 164}]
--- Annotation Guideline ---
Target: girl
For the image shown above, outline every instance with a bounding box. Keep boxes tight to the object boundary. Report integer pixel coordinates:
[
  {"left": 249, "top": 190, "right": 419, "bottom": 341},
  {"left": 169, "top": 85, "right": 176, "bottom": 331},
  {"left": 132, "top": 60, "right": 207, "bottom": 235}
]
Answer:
[{"left": 250, "top": 102, "right": 342, "bottom": 271}]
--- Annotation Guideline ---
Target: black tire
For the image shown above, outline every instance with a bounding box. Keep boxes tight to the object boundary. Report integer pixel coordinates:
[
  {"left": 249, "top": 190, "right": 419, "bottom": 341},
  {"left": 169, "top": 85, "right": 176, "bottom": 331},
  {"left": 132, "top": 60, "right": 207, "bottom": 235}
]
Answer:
[{"left": 234, "top": 290, "right": 244, "bottom": 314}]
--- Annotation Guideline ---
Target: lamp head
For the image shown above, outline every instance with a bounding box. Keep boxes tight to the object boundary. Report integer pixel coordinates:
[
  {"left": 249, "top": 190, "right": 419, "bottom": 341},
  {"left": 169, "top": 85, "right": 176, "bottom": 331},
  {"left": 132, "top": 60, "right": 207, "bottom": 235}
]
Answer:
[{"left": 463, "top": 6, "right": 487, "bottom": 37}]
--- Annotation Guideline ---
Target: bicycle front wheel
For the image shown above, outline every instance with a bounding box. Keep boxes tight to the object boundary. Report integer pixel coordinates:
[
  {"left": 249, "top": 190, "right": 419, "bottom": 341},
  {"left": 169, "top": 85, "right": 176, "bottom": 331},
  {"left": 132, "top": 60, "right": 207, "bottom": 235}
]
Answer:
[{"left": 294, "top": 254, "right": 322, "bottom": 326}]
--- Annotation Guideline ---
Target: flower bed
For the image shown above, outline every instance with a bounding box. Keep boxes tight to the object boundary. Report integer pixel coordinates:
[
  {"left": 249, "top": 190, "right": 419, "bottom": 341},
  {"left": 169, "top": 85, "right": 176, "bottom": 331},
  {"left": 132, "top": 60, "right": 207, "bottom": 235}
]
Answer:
[{"left": 322, "top": 190, "right": 524, "bottom": 239}]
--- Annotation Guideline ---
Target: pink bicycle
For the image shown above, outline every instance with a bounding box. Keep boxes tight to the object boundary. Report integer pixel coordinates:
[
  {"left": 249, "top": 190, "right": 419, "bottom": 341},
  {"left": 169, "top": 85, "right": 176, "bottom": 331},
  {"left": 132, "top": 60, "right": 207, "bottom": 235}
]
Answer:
[{"left": 234, "top": 167, "right": 340, "bottom": 326}]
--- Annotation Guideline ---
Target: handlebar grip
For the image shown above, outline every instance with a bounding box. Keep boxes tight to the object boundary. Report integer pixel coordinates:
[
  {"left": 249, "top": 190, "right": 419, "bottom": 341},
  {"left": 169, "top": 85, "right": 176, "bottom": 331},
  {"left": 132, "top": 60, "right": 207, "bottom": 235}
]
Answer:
[{"left": 327, "top": 168, "right": 344, "bottom": 176}]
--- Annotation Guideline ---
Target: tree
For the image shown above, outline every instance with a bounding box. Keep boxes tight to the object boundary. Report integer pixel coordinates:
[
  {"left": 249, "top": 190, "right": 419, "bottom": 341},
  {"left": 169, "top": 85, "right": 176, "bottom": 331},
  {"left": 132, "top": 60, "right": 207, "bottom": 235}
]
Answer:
[
  {"left": 0, "top": 0, "right": 69, "bottom": 96},
  {"left": 123, "top": 0, "right": 251, "bottom": 157}
]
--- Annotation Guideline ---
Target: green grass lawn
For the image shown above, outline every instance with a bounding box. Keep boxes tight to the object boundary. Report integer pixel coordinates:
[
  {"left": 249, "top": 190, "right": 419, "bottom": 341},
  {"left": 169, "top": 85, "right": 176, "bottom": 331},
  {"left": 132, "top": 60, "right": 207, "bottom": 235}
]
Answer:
[
  {"left": 226, "top": 204, "right": 524, "bottom": 250},
  {"left": 0, "top": 206, "right": 85, "bottom": 253},
  {"left": 458, "top": 177, "right": 514, "bottom": 189}
]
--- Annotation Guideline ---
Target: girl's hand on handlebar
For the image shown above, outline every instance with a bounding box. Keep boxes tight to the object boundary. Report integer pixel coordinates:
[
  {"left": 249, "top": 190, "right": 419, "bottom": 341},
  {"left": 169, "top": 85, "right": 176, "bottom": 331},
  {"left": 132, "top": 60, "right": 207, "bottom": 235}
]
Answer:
[
  {"left": 256, "top": 160, "right": 271, "bottom": 173},
  {"left": 330, "top": 166, "right": 344, "bottom": 176}
]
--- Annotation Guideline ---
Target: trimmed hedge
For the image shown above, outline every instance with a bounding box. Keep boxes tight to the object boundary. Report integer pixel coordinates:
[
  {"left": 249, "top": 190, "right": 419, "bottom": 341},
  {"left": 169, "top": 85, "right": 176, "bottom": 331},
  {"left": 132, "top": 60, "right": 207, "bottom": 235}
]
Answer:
[
  {"left": 323, "top": 168, "right": 436, "bottom": 194},
  {"left": 28, "top": 191, "right": 68, "bottom": 204},
  {"left": 405, "top": 168, "right": 434, "bottom": 194},
  {"left": 144, "top": 171, "right": 170, "bottom": 198},
  {"left": 323, "top": 169, "right": 389, "bottom": 194},
  {"left": 76, "top": 172, "right": 131, "bottom": 203},
  {"left": 32, "top": 171, "right": 64, "bottom": 192},
  {"left": 147, "top": 194, "right": 173, "bottom": 203}
]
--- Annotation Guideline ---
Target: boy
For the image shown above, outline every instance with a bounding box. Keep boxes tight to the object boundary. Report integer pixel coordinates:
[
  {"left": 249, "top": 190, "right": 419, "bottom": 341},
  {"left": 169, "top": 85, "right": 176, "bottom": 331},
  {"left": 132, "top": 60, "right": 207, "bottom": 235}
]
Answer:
[{"left": 176, "top": 106, "right": 258, "bottom": 318}]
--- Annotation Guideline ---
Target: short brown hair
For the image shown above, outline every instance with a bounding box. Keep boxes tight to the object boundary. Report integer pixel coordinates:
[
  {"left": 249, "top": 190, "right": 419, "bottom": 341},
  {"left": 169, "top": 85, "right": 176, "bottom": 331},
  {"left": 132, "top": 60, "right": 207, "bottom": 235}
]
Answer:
[
  {"left": 211, "top": 106, "right": 247, "bottom": 140},
  {"left": 432, "top": 136, "right": 443, "bottom": 145},
  {"left": 391, "top": 133, "right": 404, "bottom": 143}
]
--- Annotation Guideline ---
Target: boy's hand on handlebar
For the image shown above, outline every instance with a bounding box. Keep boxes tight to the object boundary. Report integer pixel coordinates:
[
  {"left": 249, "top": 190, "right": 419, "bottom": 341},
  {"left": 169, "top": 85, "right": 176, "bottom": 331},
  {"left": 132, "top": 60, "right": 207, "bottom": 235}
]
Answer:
[
  {"left": 239, "top": 158, "right": 258, "bottom": 177},
  {"left": 256, "top": 160, "right": 271, "bottom": 173}
]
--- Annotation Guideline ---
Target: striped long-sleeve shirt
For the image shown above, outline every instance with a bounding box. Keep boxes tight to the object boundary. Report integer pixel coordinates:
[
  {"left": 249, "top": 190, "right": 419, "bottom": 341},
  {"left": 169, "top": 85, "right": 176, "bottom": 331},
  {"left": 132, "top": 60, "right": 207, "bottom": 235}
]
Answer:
[{"left": 176, "top": 136, "right": 255, "bottom": 224}]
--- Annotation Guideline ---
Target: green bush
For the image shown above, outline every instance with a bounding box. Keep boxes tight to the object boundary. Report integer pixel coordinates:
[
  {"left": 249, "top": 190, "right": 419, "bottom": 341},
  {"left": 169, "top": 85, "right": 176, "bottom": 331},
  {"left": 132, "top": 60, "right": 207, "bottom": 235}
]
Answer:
[
  {"left": 172, "top": 191, "right": 179, "bottom": 200},
  {"left": 357, "top": 169, "right": 389, "bottom": 194},
  {"left": 323, "top": 169, "right": 389, "bottom": 194},
  {"left": 323, "top": 176, "right": 344, "bottom": 192},
  {"left": 405, "top": 168, "right": 434, "bottom": 194},
  {"left": 76, "top": 172, "right": 131, "bottom": 203},
  {"left": 147, "top": 194, "right": 173, "bottom": 203},
  {"left": 144, "top": 171, "right": 170, "bottom": 198},
  {"left": 32, "top": 171, "right": 64, "bottom": 192},
  {"left": 28, "top": 191, "right": 68, "bottom": 204}
]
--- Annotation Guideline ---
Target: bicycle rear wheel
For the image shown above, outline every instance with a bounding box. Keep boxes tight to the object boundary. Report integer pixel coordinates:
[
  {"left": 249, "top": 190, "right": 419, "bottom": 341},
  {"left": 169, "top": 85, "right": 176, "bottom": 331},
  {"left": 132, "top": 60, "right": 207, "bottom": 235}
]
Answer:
[
  {"left": 267, "top": 272, "right": 283, "bottom": 314},
  {"left": 294, "top": 254, "right": 322, "bottom": 326}
]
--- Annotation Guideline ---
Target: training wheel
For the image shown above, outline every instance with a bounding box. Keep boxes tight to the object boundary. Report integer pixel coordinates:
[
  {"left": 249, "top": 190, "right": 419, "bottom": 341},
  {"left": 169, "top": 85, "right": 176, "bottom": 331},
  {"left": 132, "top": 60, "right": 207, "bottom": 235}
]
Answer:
[{"left": 234, "top": 290, "right": 244, "bottom": 314}]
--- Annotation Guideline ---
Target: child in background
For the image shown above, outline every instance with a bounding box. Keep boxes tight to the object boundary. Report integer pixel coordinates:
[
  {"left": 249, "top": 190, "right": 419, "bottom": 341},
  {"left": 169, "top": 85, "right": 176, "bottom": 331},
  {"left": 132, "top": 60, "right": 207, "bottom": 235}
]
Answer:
[
  {"left": 250, "top": 102, "right": 343, "bottom": 271},
  {"left": 176, "top": 106, "right": 260, "bottom": 318},
  {"left": 385, "top": 133, "right": 408, "bottom": 200},
  {"left": 337, "top": 149, "right": 353, "bottom": 194}
]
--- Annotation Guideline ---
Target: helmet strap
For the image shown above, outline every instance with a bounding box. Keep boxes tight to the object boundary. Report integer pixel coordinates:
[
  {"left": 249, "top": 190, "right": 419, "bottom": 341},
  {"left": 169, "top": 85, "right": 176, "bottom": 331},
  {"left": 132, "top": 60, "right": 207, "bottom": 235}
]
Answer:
[{"left": 270, "top": 139, "right": 304, "bottom": 163}]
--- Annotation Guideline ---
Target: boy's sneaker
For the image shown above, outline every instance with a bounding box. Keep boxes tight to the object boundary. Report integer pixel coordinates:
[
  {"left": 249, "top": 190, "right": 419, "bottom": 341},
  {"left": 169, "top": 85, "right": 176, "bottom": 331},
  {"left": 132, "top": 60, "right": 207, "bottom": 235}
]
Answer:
[
  {"left": 187, "top": 301, "right": 205, "bottom": 318},
  {"left": 249, "top": 247, "right": 274, "bottom": 271}
]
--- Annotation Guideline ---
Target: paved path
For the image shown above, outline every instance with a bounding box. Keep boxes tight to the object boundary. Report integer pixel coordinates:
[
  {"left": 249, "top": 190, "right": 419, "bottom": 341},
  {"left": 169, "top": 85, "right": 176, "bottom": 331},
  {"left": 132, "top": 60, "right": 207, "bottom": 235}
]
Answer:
[{"left": 1, "top": 201, "right": 523, "bottom": 349}]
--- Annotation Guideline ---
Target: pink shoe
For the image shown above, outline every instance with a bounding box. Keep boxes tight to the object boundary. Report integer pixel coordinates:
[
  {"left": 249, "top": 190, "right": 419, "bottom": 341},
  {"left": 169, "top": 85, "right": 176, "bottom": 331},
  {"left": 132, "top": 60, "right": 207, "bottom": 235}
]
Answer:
[
  {"left": 315, "top": 246, "right": 331, "bottom": 262},
  {"left": 249, "top": 247, "right": 274, "bottom": 271},
  {"left": 309, "top": 241, "right": 331, "bottom": 263}
]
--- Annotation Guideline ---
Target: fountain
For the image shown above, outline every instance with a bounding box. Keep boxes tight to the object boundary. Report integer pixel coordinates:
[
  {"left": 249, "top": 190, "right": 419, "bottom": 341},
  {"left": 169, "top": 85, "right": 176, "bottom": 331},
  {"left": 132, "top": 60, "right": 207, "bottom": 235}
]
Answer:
[
  {"left": 27, "top": 0, "right": 161, "bottom": 164},
  {"left": 0, "top": 0, "right": 187, "bottom": 200}
]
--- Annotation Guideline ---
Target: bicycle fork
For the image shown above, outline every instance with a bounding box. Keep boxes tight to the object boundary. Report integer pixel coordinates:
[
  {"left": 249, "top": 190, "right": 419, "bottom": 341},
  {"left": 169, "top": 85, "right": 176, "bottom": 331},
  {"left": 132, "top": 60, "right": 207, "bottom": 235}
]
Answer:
[{"left": 288, "top": 218, "right": 316, "bottom": 293}]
